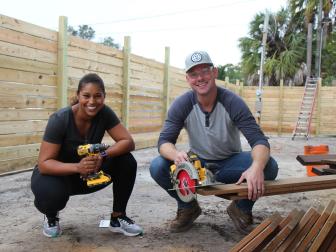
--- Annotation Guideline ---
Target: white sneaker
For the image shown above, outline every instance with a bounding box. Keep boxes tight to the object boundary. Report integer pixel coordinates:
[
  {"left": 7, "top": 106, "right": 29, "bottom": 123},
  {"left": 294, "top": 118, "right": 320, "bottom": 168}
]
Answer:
[
  {"left": 43, "top": 214, "right": 61, "bottom": 238},
  {"left": 109, "top": 215, "right": 143, "bottom": 236}
]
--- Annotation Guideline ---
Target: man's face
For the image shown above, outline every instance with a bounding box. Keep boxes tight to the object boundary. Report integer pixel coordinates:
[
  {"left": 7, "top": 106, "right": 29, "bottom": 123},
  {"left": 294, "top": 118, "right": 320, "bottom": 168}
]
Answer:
[{"left": 186, "top": 64, "right": 218, "bottom": 96}]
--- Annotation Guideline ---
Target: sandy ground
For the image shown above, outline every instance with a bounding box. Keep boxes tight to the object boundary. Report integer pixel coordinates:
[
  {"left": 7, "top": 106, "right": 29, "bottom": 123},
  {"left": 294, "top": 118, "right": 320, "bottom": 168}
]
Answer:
[{"left": 1, "top": 135, "right": 336, "bottom": 252}]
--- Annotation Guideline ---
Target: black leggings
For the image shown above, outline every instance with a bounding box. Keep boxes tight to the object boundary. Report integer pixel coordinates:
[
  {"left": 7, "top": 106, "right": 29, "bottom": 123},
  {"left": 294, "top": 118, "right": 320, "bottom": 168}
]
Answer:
[{"left": 31, "top": 153, "right": 137, "bottom": 217}]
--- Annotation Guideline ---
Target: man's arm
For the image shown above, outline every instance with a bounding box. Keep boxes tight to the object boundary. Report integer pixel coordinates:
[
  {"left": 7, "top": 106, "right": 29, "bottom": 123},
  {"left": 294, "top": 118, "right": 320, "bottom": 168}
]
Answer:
[
  {"left": 159, "top": 142, "right": 188, "bottom": 164},
  {"left": 236, "top": 144, "right": 270, "bottom": 201},
  {"left": 158, "top": 92, "right": 193, "bottom": 163}
]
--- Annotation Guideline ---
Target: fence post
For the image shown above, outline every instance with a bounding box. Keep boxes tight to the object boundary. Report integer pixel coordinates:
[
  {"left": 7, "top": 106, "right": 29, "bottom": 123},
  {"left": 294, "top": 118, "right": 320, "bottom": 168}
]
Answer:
[
  {"left": 277, "top": 79, "right": 284, "bottom": 135},
  {"left": 225, "top": 76, "right": 229, "bottom": 88},
  {"left": 122, "top": 36, "right": 131, "bottom": 129},
  {"left": 315, "top": 78, "right": 322, "bottom": 135},
  {"left": 57, "top": 16, "right": 68, "bottom": 109},
  {"left": 239, "top": 81, "right": 244, "bottom": 97},
  {"left": 162, "top": 46, "right": 170, "bottom": 123}
]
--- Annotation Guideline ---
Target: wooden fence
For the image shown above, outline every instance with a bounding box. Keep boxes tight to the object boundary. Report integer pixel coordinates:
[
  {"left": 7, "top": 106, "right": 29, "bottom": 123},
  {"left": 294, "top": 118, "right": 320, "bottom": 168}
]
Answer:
[{"left": 0, "top": 14, "right": 335, "bottom": 174}]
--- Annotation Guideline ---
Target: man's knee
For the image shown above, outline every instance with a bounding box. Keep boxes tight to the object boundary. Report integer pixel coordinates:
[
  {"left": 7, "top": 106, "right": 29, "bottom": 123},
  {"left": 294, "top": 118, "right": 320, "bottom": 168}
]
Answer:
[
  {"left": 149, "top": 156, "right": 161, "bottom": 180},
  {"left": 264, "top": 157, "right": 279, "bottom": 180},
  {"left": 149, "top": 156, "right": 170, "bottom": 180}
]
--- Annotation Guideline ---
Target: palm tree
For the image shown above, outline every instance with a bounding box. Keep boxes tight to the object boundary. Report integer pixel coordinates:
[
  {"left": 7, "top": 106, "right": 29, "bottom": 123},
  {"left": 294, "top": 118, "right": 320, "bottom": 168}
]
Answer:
[
  {"left": 288, "top": 0, "right": 335, "bottom": 77},
  {"left": 239, "top": 8, "right": 306, "bottom": 86}
]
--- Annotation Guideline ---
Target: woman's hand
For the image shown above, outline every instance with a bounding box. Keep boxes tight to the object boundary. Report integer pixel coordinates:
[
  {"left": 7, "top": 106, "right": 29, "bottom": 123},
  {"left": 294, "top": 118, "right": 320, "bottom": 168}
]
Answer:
[{"left": 78, "top": 155, "right": 103, "bottom": 177}]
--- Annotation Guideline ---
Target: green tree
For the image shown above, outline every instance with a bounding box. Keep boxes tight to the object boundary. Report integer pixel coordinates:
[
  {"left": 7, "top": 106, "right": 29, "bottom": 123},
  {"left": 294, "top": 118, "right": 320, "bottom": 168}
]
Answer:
[
  {"left": 67, "top": 25, "right": 95, "bottom": 40},
  {"left": 321, "top": 26, "right": 336, "bottom": 85},
  {"left": 67, "top": 25, "right": 78, "bottom": 36},
  {"left": 217, "top": 64, "right": 242, "bottom": 83},
  {"left": 67, "top": 25, "right": 120, "bottom": 49},
  {"left": 239, "top": 8, "right": 306, "bottom": 86},
  {"left": 101, "top": 36, "right": 120, "bottom": 49},
  {"left": 289, "top": 0, "right": 335, "bottom": 77}
]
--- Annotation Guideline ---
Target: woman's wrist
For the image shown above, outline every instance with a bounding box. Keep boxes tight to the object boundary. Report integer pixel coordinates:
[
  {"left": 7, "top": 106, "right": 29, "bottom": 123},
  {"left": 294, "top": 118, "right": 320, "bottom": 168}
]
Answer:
[{"left": 100, "top": 151, "right": 108, "bottom": 160}]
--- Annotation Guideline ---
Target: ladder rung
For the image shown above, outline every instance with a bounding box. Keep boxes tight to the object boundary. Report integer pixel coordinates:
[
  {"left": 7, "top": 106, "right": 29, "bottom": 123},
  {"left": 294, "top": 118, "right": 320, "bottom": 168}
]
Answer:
[{"left": 295, "top": 133, "right": 308, "bottom": 136}]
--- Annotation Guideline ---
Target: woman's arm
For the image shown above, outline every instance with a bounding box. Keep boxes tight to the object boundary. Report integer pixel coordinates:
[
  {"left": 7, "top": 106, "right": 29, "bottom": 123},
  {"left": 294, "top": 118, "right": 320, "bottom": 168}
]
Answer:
[
  {"left": 104, "top": 123, "right": 135, "bottom": 157},
  {"left": 37, "top": 141, "right": 98, "bottom": 176}
]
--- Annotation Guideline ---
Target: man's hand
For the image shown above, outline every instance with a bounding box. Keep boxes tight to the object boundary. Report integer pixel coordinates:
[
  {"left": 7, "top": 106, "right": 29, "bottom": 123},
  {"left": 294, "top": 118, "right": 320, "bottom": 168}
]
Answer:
[
  {"left": 159, "top": 143, "right": 189, "bottom": 164},
  {"left": 236, "top": 166, "right": 264, "bottom": 201},
  {"left": 174, "top": 151, "right": 189, "bottom": 165}
]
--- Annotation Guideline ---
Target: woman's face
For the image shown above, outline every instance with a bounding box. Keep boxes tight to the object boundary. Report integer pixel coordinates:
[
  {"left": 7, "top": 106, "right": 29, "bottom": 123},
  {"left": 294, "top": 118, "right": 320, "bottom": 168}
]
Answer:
[{"left": 77, "top": 82, "right": 105, "bottom": 118}]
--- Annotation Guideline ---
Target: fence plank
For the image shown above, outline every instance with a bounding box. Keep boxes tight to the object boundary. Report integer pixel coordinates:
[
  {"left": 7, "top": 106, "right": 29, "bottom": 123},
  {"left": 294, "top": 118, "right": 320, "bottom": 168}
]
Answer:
[
  {"left": 0, "top": 26, "right": 57, "bottom": 53},
  {"left": 0, "top": 81, "right": 56, "bottom": 97},
  {"left": 0, "top": 108, "right": 53, "bottom": 121},
  {"left": 0, "top": 14, "right": 57, "bottom": 41},
  {"left": 0, "top": 68, "right": 56, "bottom": 86},
  {"left": 0, "top": 54, "right": 57, "bottom": 75},
  {"left": 0, "top": 94, "right": 57, "bottom": 109},
  {"left": 0, "top": 132, "right": 43, "bottom": 147}
]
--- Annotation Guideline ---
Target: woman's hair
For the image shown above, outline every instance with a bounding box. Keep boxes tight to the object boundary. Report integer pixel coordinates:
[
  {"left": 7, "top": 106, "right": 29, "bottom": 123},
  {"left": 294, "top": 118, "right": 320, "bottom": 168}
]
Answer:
[{"left": 71, "top": 73, "right": 106, "bottom": 105}]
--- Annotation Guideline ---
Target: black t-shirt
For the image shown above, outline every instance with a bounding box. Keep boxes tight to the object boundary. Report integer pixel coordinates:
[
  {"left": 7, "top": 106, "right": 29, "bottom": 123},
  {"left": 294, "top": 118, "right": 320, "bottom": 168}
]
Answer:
[{"left": 43, "top": 105, "right": 120, "bottom": 163}]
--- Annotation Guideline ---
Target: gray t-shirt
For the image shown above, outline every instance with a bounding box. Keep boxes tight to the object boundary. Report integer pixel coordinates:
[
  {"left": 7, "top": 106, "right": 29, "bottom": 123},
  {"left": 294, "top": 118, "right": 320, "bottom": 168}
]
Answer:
[
  {"left": 158, "top": 86, "right": 269, "bottom": 160},
  {"left": 43, "top": 105, "right": 119, "bottom": 163}
]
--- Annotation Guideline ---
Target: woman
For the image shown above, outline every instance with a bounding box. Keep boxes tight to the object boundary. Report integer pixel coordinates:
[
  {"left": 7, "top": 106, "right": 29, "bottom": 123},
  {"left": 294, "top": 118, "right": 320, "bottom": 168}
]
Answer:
[{"left": 31, "top": 73, "right": 143, "bottom": 238}]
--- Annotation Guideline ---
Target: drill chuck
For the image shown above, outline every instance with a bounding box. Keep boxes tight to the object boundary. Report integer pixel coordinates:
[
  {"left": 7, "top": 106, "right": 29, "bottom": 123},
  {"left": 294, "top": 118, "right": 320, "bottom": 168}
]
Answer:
[{"left": 77, "top": 143, "right": 109, "bottom": 156}]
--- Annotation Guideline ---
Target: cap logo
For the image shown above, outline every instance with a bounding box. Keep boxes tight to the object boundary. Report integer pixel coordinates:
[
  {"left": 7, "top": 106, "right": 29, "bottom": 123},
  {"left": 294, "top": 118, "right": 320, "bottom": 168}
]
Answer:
[{"left": 191, "top": 53, "right": 202, "bottom": 62}]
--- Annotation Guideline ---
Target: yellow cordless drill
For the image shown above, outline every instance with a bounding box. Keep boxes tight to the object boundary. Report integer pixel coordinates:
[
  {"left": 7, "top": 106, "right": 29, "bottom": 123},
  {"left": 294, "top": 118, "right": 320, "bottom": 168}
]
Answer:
[{"left": 77, "top": 143, "right": 111, "bottom": 187}]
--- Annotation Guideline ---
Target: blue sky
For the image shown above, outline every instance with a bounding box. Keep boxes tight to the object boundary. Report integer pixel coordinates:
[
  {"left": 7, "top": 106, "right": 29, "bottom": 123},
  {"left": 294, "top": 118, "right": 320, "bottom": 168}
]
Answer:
[{"left": 2, "top": 0, "right": 287, "bottom": 68}]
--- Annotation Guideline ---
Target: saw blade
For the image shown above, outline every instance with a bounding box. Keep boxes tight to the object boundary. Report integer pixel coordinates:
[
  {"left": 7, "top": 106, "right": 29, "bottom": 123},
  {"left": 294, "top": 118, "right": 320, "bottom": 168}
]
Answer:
[
  {"left": 175, "top": 169, "right": 197, "bottom": 203},
  {"left": 168, "top": 182, "right": 223, "bottom": 191}
]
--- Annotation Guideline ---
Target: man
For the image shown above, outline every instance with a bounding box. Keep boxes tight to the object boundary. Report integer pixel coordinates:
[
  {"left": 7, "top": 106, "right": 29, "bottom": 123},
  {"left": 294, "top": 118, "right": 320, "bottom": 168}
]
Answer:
[{"left": 149, "top": 51, "right": 278, "bottom": 234}]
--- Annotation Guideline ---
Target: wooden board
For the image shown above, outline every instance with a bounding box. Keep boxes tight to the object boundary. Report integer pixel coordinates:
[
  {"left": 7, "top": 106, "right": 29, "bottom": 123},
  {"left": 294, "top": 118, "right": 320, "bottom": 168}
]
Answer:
[
  {"left": 263, "top": 209, "right": 304, "bottom": 251},
  {"left": 282, "top": 208, "right": 321, "bottom": 251},
  {"left": 309, "top": 205, "right": 336, "bottom": 251},
  {"left": 229, "top": 213, "right": 281, "bottom": 252},
  {"left": 296, "top": 200, "right": 336, "bottom": 252},
  {"left": 197, "top": 175, "right": 336, "bottom": 199},
  {"left": 0, "top": 14, "right": 57, "bottom": 41},
  {"left": 296, "top": 154, "right": 336, "bottom": 165}
]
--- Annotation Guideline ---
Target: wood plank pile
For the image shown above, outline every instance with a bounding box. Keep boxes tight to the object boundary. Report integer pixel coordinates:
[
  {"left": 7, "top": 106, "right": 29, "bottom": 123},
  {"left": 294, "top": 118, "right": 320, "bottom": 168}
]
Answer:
[
  {"left": 296, "top": 154, "right": 336, "bottom": 175},
  {"left": 197, "top": 175, "right": 336, "bottom": 200},
  {"left": 229, "top": 200, "right": 336, "bottom": 252}
]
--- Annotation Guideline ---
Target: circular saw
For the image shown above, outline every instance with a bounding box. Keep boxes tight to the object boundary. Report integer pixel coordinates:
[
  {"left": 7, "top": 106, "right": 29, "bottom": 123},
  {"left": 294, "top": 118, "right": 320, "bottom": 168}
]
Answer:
[{"left": 170, "top": 151, "right": 216, "bottom": 202}]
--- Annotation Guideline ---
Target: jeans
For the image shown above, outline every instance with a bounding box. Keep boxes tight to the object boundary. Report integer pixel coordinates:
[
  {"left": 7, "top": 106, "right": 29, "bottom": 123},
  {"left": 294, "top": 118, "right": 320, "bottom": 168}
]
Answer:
[{"left": 149, "top": 151, "right": 278, "bottom": 213}]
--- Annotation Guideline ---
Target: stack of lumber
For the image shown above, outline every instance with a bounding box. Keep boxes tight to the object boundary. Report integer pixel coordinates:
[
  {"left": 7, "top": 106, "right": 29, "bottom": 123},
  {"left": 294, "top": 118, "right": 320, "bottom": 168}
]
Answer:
[
  {"left": 229, "top": 200, "right": 336, "bottom": 252},
  {"left": 297, "top": 154, "right": 336, "bottom": 175},
  {"left": 296, "top": 154, "right": 336, "bottom": 166},
  {"left": 197, "top": 175, "right": 336, "bottom": 200}
]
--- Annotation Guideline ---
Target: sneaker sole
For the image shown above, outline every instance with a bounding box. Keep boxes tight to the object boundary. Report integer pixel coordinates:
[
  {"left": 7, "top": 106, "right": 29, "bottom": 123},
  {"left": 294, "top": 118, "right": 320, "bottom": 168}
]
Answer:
[
  {"left": 109, "top": 226, "right": 142, "bottom": 237},
  {"left": 42, "top": 230, "right": 62, "bottom": 238}
]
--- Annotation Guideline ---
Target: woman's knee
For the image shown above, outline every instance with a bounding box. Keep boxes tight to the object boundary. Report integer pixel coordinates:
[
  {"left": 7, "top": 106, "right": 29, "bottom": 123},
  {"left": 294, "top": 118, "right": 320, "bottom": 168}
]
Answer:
[
  {"left": 31, "top": 169, "right": 69, "bottom": 212},
  {"left": 31, "top": 174, "right": 68, "bottom": 202},
  {"left": 106, "top": 153, "right": 137, "bottom": 174}
]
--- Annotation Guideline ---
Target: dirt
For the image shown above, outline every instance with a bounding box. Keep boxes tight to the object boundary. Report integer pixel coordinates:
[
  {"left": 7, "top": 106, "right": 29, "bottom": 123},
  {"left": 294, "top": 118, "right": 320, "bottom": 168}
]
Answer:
[{"left": 0, "top": 136, "right": 335, "bottom": 252}]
